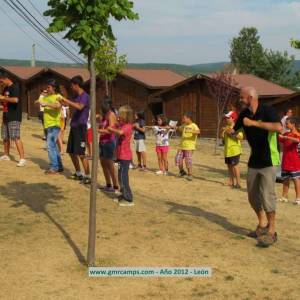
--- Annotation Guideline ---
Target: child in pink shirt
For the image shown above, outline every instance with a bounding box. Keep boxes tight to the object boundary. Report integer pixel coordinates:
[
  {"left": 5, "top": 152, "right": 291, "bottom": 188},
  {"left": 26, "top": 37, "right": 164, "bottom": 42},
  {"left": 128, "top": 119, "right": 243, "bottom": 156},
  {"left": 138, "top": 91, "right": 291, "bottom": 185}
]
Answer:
[{"left": 108, "top": 105, "right": 134, "bottom": 207}]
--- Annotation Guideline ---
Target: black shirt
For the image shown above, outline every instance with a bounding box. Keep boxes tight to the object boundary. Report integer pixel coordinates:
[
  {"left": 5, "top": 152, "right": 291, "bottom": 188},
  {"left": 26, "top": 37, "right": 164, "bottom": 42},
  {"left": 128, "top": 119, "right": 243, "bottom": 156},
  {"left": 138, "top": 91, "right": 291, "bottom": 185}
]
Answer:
[
  {"left": 234, "top": 104, "right": 280, "bottom": 169},
  {"left": 134, "top": 119, "right": 146, "bottom": 140},
  {"left": 3, "top": 83, "right": 22, "bottom": 122}
]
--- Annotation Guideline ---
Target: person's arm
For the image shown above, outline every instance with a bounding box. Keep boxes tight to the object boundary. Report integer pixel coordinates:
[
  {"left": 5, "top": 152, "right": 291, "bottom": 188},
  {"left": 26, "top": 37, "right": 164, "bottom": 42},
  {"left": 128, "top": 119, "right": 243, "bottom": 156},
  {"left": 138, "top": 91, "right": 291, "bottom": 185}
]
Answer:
[
  {"left": 107, "top": 126, "right": 124, "bottom": 136},
  {"left": 40, "top": 101, "right": 61, "bottom": 109},
  {"left": 60, "top": 97, "right": 84, "bottom": 111},
  {"left": 221, "top": 127, "right": 226, "bottom": 139},
  {"left": 278, "top": 134, "right": 300, "bottom": 143},
  {"left": 243, "top": 118, "right": 282, "bottom": 133},
  {"left": 134, "top": 124, "right": 146, "bottom": 133},
  {"left": 99, "top": 112, "right": 117, "bottom": 134},
  {"left": 0, "top": 95, "right": 19, "bottom": 103},
  {"left": 184, "top": 126, "right": 200, "bottom": 135}
]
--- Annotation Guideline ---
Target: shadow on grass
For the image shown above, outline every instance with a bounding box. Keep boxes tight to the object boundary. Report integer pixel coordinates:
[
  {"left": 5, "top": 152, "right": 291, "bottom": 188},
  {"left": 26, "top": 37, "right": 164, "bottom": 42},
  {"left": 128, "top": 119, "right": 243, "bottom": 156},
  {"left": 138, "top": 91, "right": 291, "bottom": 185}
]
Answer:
[
  {"left": 30, "top": 157, "right": 72, "bottom": 178},
  {"left": 32, "top": 133, "right": 44, "bottom": 140},
  {"left": 194, "top": 163, "right": 248, "bottom": 180},
  {"left": 0, "top": 181, "right": 86, "bottom": 265},
  {"left": 166, "top": 201, "right": 249, "bottom": 236}
]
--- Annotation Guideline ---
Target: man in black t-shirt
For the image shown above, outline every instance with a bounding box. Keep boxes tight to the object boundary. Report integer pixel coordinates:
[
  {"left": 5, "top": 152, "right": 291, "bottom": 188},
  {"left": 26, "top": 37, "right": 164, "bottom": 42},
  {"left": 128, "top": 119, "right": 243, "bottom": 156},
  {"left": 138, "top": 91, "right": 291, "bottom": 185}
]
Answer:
[
  {"left": 230, "top": 87, "right": 282, "bottom": 247},
  {"left": 0, "top": 72, "right": 26, "bottom": 166}
]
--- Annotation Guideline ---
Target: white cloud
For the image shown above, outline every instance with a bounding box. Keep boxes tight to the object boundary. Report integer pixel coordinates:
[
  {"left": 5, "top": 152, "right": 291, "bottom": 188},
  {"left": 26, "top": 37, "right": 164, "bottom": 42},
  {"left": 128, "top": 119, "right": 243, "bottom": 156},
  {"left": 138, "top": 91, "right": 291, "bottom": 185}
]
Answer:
[{"left": 0, "top": 0, "right": 299, "bottom": 64}]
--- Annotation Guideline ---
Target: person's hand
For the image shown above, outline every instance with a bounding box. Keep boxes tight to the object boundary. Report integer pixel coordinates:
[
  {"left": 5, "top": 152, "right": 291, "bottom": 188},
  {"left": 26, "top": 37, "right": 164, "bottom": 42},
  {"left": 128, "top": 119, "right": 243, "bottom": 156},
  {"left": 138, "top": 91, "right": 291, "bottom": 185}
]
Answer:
[
  {"left": 58, "top": 96, "right": 66, "bottom": 105},
  {"left": 0, "top": 95, "right": 5, "bottom": 101},
  {"left": 279, "top": 134, "right": 287, "bottom": 140},
  {"left": 243, "top": 117, "right": 255, "bottom": 127},
  {"left": 226, "top": 127, "right": 234, "bottom": 134}
]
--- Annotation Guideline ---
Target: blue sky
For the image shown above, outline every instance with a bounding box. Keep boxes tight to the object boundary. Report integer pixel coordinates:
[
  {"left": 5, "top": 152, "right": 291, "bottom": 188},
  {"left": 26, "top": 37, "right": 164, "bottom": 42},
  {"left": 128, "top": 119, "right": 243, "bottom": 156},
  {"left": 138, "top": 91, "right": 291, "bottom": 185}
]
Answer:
[{"left": 1, "top": 0, "right": 300, "bottom": 64}]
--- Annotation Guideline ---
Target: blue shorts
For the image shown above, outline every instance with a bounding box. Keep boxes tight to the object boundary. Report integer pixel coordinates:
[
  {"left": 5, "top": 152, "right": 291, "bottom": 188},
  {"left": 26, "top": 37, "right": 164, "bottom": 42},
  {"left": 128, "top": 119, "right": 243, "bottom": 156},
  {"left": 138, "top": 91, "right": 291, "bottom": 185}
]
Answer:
[{"left": 99, "top": 140, "right": 116, "bottom": 160}]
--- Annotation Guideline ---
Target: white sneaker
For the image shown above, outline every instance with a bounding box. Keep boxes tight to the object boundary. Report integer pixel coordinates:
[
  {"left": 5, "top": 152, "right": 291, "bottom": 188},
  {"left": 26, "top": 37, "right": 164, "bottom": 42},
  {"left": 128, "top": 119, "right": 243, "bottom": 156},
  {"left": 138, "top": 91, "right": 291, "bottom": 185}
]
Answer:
[
  {"left": 118, "top": 200, "right": 135, "bottom": 207},
  {"left": 164, "top": 171, "right": 169, "bottom": 176},
  {"left": 293, "top": 199, "right": 300, "bottom": 205},
  {"left": 278, "top": 197, "right": 288, "bottom": 203},
  {"left": 155, "top": 170, "right": 164, "bottom": 175},
  {"left": 129, "top": 163, "right": 134, "bottom": 169},
  {"left": 0, "top": 155, "right": 11, "bottom": 161},
  {"left": 17, "top": 159, "right": 26, "bottom": 167}
]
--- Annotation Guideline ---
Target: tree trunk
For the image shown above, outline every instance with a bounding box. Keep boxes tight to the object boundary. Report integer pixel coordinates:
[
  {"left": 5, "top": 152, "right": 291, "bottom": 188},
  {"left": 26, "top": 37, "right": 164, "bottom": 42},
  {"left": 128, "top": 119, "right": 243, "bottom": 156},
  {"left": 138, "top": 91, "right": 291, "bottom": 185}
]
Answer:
[
  {"left": 105, "top": 80, "right": 109, "bottom": 97},
  {"left": 215, "top": 117, "right": 221, "bottom": 154},
  {"left": 215, "top": 103, "right": 221, "bottom": 154},
  {"left": 87, "top": 52, "right": 99, "bottom": 266}
]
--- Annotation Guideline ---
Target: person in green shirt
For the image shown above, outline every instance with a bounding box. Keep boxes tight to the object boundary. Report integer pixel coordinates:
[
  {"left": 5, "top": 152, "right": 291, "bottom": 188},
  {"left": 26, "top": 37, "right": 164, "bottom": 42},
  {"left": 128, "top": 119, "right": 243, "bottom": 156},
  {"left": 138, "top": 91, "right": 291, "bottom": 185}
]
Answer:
[
  {"left": 37, "top": 80, "right": 63, "bottom": 175},
  {"left": 221, "top": 111, "right": 243, "bottom": 189}
]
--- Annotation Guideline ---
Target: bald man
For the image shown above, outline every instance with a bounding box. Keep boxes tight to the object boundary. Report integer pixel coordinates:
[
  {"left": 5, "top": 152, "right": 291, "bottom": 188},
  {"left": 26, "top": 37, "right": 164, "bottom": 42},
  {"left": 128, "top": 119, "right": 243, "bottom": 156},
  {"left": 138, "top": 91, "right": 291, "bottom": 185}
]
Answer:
[{"left": 230, "top": 87, "right": 282, "bottom": 247}]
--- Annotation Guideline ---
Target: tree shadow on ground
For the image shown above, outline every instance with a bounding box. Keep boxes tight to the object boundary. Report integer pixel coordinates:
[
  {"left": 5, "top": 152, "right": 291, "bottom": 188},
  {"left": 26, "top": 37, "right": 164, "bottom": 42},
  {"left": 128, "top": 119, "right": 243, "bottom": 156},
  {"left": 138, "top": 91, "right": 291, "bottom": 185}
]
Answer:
[
  {"left": 32, "top": 133, "right": 44, "bottom": 140},
  {"left": 30, "top": 157, "right": 72, "bottom": 178},
  {"left": 166, "top": 201, "right": 250, "bottom": 236},
  {"left": 0, "top": 181, "right": 86, "bottom": 265},
  {"left": 194, "top": 163, "right": 248, "bottom": 180}
]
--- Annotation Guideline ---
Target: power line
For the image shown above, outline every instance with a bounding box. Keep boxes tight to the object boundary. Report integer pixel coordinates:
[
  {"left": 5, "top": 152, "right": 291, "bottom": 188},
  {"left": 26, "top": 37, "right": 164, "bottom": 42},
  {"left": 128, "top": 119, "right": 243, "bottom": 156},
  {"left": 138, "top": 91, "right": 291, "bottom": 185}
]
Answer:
[
  {"left": 26, "top": 0, "right": 82, "bottom": 55},
  {"left": 1, "top": 5, "right": 66, "bottom": 63},
  {"left": 4, "top": 0, "right": 82, "bottom": 64},
  {"left": 4, "top": 0, "right": 85, "bottom": 64},
  {"left": 13, "top": 0, "right": 85, "bottom": 64}
]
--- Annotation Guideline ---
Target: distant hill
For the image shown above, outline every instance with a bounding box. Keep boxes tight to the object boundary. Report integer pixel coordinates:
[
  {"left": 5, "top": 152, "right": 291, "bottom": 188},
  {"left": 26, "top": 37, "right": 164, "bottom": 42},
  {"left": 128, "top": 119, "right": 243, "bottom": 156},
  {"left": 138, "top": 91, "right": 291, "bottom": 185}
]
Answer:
[
  {"left": 1, "top": 58, "right": 300, "bottom": 77},
  {"left": 0, "top": 58, "right": 228, "bottom": 76}
]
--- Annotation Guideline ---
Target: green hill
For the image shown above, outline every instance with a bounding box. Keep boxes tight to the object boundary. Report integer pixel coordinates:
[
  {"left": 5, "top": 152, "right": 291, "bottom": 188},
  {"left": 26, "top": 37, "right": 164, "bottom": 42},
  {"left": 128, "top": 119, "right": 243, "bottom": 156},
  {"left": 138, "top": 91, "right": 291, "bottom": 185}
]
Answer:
[
  {"left": 0, "top": 58, "right": 227, "bottom": 76},
  {"left": 1, "top": 58, "right": 300, "bottom": 77}
]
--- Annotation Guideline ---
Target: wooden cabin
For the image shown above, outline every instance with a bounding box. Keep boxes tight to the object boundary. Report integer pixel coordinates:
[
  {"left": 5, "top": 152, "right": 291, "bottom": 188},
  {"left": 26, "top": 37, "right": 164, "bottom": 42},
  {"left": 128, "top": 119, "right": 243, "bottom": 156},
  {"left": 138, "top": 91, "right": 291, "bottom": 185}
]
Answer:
[
  {"left": 108, "top": 69, "right": 185, "bottom": 123},
  {"left": 1, "top": 65, "right": 185, "bottom": 122},
  {"left": 154, "top": 74, "right": 294, "bottom": 138},
  {"left": 25, "top": 67, "right": 91, "bottom": 117},
  {"left": 0, "top": 66, "right": 43, "bottom": 114},
  {"left": 270, "top": 92, "right": 300, "bottom": 118}
]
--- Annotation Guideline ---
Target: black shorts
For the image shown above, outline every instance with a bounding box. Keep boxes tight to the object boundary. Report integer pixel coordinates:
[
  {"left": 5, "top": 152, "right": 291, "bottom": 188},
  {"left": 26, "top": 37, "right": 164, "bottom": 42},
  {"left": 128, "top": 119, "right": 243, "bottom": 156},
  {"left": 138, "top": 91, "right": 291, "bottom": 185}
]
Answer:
[
  {"left": 225, "top": 155, "right": 240, "bottom": 166},
  {"left": 67, "top": 125, "right": 87, "bottom": 155}
]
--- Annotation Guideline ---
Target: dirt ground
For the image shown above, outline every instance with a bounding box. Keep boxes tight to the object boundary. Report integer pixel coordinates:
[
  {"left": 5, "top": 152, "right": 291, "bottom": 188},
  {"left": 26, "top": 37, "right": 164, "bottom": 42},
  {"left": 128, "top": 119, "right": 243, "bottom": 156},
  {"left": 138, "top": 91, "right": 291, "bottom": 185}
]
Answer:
[{"left": 0, "top": 119, "right": 299, "bottom": 300}]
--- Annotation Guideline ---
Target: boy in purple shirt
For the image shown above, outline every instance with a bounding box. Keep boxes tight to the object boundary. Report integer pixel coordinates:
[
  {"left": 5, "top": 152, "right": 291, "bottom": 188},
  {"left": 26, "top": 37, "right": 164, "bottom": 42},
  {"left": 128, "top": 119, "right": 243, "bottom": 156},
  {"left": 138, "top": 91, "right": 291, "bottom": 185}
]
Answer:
[{"left": 60, "top": 76, "right": 91, "bottom": 184}]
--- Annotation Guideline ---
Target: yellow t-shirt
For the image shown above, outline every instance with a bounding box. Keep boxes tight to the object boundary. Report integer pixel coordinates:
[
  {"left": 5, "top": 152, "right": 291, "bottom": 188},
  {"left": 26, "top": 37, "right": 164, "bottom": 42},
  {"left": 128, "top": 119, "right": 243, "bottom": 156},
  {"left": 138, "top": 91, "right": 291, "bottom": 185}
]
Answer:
[
  {"left": 180, "top": 123, "right": 200, "bottom": 150},
  {"left": 224, "top": 125, "right": 243, "bottom": 158},
  {"left": 43, "top": 94, "right": 62, "bottom": 129}
]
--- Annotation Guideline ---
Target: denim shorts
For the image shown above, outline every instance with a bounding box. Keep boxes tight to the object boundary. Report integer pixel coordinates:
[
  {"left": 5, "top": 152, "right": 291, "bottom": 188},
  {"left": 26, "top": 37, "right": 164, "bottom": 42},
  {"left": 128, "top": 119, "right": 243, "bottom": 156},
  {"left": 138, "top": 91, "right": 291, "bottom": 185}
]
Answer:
[{"left": 99, "top": 140, "right": 116, "bottom": 160}]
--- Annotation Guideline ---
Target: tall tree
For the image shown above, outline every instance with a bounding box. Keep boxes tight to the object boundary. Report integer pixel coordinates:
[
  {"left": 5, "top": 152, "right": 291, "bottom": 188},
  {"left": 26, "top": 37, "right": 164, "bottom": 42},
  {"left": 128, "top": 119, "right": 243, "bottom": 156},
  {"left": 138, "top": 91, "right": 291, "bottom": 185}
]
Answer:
[
  {"left": 95, "top": 39, "right": 127, "bottom": 96},
  {"left": 44, "top": 0, "right": 138, "bottom": 266},
  {"left": 230, "top": 27, "right": 266, "bottom": 76},
  {"left": 230, "top": 27, "right": 298, "bottom": 90},
  {"left": 206, "top": 73, "right": 239, "bottom": 154},
  {"left": 262, "top": 50, "right": 295, "bottom": 87}
]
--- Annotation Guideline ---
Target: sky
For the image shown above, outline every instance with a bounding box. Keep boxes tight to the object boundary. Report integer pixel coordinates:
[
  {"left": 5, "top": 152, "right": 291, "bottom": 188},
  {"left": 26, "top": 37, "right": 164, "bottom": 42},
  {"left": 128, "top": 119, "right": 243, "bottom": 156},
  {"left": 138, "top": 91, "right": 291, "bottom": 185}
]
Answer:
[{"left": 1, "top": 0, "right": 300, "bottom": 65}]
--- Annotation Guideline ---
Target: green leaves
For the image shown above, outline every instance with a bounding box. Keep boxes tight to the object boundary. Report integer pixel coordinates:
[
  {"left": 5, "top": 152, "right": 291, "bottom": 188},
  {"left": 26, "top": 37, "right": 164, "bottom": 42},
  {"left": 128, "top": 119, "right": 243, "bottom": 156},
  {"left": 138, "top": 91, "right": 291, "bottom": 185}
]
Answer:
[
  {"left": 230, "top": 27, "right": 298, "bottom": 90},
  {"left": 291, "top": 38, "right": 300, "bottom": 50},
  {"left": 45, "top": 0, "right": 139, "bottom": 56},
  {"left": 95, "top": 38, "right": 127, "bottom": 83}
]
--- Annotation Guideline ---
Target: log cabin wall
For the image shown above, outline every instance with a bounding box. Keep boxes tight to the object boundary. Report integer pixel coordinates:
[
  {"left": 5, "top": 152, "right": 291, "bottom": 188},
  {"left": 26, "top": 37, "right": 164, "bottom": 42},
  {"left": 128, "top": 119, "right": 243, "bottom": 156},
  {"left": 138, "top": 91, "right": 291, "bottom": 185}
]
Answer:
[
  {"left": 110, "top": 75, "right": 152, "bottom": 123},
  {"left": 162, "top": 80, "right": 219, "bottom": 138}
]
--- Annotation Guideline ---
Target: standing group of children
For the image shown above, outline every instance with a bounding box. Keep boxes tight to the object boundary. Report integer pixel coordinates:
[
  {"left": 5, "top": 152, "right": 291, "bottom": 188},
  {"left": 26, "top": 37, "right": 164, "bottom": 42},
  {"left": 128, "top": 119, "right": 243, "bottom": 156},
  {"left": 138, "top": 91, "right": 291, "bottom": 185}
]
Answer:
[
  {"left": 100, "top": 107, "right": 201, "bottom": 206},
  {"left": 221, "top": 106, "right": 300, "bottom": 206}
]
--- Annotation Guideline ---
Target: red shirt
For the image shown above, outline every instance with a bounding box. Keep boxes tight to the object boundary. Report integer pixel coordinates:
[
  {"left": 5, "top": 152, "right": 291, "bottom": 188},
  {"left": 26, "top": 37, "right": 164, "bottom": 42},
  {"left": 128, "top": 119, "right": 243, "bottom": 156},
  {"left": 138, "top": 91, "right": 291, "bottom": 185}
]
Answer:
[
  {"left": 99, "top": 112, "right": 116, "bottom": 144},
  {"left": 117, "top": 123, "right": 132, "bottom": 161},
  {"left": 279, "top": 132, "right": 300, "bottom": 171}
]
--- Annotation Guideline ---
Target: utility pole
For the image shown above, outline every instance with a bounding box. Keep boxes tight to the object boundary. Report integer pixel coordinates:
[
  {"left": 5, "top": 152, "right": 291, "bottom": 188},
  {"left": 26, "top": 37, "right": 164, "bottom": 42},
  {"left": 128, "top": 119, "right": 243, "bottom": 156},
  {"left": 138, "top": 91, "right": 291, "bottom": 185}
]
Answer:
[{"left": 31, "top": 44, "right": 36, "bottom": 67}]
